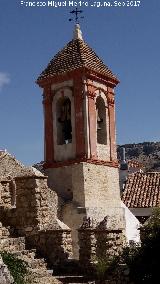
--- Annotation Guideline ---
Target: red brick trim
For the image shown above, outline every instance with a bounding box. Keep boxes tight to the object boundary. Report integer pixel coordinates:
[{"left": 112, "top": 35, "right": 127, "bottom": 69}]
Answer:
[
  {"left": 43, "top": 85, "right": 54, "bottom": 163},
  {"left": 107, "top": 90, "right": 115, "bottom": 106},
  {"left": 73, "top": 75, "right": 86, "bottom": 158},
  {"left": 108, "top": 101, "right": 116, "bottom": 161},
  {"left": 87, "top": 84, "right": 97, "bottom": 159}
]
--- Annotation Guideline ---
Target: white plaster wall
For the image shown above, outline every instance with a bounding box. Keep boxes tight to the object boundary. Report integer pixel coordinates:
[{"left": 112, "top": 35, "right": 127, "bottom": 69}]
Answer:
[
  {"left": 51, "top": 80, "right": 73, "bottom": 90},
  {"left": 121, "top": 202, "right": 141, "bottom": 244}
]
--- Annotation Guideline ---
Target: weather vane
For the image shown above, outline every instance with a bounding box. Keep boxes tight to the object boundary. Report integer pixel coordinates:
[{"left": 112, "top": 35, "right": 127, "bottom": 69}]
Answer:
[{"left": 69, "top": 8, "right": 84, "bottom": 24}]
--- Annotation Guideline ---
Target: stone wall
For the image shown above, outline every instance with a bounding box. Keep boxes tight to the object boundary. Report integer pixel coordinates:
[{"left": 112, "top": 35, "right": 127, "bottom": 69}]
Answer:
[
  {"left": 82, "top": 163, "right": 121, "bottom": 209},
  {"left": 78, "top": 217, "right": 126, "bottom": 266},
  {"left": 65, "top": 162, "right": 125, "bottom": 230},
  {"left": 47, "top": 162, "right": 123, "bottom": 217},
  {"left": 0, "top": 152, "right": 43, "bottom": 179},
  {"left": 77, "top": 217, "right": 129, "bottom": 284},
  {"left": 1, "top": 176, "right": 57, "bottom": 235},
  {"left": 46, "top": 166, "right": 73, "bottom": 201},
  {"left": 0, "top": 176, "right": 73, "bottom": 265},
  {"left": 0, "top": 181, "right": 14, "bottom": 208},
  {"left": 27, "top": 228, "right": 72, "bottom": 265},
  {"left": 47, "top": 162, "right": 125, "bottom": 258}
]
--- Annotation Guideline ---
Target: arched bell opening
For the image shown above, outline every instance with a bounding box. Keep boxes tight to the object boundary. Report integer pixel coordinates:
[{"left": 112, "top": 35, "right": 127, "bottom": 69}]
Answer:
[
  {"left": 96, "top": 96, "right": 107, "bottom": 145},
  {"left": 56, "top": 97, "right": 72, "bottom": 145}
]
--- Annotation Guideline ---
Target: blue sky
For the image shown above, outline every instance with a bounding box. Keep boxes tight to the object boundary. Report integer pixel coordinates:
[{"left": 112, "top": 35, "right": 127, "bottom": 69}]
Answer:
[{"left": 0, "top": 0, "right": 160, "bottom": 165}]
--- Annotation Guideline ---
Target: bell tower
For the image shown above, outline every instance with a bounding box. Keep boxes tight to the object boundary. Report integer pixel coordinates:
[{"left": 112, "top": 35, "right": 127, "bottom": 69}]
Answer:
[{"left": 37, "top": 24, "right": 125, "bottom": 258}]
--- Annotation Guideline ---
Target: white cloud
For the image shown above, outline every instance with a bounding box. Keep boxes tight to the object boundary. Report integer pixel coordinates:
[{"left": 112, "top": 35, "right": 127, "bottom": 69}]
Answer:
[{"left": 0, "top": 72, "right": 10, "bottom": 91}]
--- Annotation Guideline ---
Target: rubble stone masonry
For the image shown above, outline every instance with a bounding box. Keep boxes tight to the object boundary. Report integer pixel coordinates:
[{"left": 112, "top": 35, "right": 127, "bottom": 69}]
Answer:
[
  {"left": 0, "top": 175, "right": 73, "bottom": 265},
  {"left": 78, "top": 220, "right": 125, "bottom": 266}
]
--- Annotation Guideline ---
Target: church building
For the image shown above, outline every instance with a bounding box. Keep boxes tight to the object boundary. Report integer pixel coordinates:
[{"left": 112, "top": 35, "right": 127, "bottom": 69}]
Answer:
[{"left": 37, "top": 24, "right": 126, "bottom": 258}]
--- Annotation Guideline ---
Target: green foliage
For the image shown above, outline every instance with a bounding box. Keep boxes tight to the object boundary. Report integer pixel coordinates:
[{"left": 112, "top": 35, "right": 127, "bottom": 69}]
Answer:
[
  {"left": 122, "top": 208, "right": 160, "bottom": 284},
  {"left": 127, "top": 148, "right": 141, "bottom": 158},
  {"left": 143, "top": 145, "right": 155, "bottom": 155},
  {"left": 0, "top": 251, "right": 28, "bottom": 284},
  {"left": 93, "top": 255, "right": 120, "bottom": 281}
]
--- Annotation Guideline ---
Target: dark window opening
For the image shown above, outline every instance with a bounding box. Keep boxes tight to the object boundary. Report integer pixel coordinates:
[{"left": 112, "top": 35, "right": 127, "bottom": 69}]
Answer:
[
  {"left": 57, "top": 97, "right": 72, "bottom": 145},
  {"left": 96, "top": 96, "right": 107, "bottom": 145}
]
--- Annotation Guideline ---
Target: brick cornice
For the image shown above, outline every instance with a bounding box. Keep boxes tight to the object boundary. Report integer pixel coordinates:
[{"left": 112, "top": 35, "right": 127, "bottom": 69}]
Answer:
[
  {"left": 43, "top": 158, "right": 119, "bottom": 169},
  {"left": 37, "top": 69, "right": 85, "bottom": 88},
  {"left": 37, "top": 67, "right": 119, "bottom": 89}
]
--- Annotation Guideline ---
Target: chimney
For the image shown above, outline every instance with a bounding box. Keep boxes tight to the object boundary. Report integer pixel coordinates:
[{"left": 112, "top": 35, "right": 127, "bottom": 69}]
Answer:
[
  {"left": 122, "top": 147, "right": 126, "bottom": 163},
  {"left": 120, "top": 147, "right": 128, "bottom": 170}
]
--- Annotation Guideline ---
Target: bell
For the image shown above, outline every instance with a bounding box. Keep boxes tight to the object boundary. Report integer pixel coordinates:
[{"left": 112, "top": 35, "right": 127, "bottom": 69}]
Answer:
[{"left": 97, "top": 123, "right": 101, "bottom": 130}]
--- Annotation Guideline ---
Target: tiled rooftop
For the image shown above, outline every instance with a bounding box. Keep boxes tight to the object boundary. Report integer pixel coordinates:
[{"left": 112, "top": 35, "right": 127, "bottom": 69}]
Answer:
[
  {"left": 121, "top": 172, "right": 160, "bottom": 208},
  {"left": 128, "top": 160, "right": 144, "bottom": 169},
  {"left": 37, "top": 39, "right": 117, "bottom": 82}
]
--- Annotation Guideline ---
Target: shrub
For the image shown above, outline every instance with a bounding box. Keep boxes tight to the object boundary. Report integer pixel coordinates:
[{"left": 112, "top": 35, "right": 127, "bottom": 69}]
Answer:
[
  {"left": 122, "top": 208, "right": 160, "bottom": 283},
  {"left": 0, "top": 251, "right": 28, "bottom": 284},
  {"left": 93, "top": 255, "right": 120, "bottom": 281}
]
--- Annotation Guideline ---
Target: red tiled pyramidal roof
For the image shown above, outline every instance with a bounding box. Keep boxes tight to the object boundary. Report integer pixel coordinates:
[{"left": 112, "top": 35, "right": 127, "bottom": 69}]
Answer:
[
  {"left": 37, "top": 39, "right": 118, "bottom": 82},
  {"left": 121, "top": 172, "right": 160, "bottom": 208}
]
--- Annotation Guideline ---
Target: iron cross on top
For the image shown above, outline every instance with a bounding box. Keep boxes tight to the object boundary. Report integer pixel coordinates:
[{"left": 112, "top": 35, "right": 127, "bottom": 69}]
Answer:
[{"left": 69, "top": 8, "right": 84, "bottom": 24}]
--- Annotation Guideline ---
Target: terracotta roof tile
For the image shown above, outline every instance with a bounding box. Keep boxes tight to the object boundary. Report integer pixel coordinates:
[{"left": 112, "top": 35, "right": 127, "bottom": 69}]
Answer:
[
  {"left": 128, "top": 160, "right": 144, "bottom": 169},
  {"left": 37, "top": 39, "right": 117, "bottom": 81},
  {"left": 121, "top": 172, "right": 160, "bottom": 208}
]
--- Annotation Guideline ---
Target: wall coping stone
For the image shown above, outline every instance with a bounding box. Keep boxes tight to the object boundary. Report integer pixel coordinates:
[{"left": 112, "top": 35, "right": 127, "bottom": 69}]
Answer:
[
  {"left": 39, "top": 229, "right": 71, "bottom": 233},
  {"left": 0, "top": 180, "right": 12, "bottom": 184},
  {"left": 15, "top": 175, "right": 48, "bottom": 180},
  {"left": 78, "top": 228, "right": 123, "bottom": 233}
]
